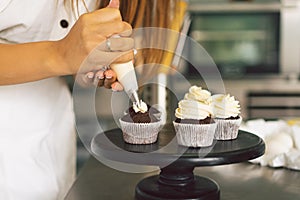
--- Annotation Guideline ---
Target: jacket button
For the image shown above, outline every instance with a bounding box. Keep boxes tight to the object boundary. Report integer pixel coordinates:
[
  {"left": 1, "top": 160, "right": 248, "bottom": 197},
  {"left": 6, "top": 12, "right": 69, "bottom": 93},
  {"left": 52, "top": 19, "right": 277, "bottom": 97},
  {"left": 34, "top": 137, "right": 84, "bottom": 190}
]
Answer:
[{"left": 60, "top": 19, "right": 69, "bottom": 28}]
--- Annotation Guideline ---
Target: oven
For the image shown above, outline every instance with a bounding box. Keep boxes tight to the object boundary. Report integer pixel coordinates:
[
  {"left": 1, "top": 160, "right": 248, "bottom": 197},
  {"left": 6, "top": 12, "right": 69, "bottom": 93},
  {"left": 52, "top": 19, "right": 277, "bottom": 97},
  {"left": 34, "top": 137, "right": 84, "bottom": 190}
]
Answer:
[{"left": 185, "top": 0, "right": 300, "bottom": 79}]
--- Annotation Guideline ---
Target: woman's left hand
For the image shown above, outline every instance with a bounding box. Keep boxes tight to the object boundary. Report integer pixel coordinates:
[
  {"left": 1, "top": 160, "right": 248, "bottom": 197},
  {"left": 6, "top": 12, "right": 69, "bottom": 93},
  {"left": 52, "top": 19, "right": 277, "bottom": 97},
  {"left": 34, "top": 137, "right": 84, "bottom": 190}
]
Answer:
[{"left": 76, "top": 69, "right": 123, "bottom": 91}]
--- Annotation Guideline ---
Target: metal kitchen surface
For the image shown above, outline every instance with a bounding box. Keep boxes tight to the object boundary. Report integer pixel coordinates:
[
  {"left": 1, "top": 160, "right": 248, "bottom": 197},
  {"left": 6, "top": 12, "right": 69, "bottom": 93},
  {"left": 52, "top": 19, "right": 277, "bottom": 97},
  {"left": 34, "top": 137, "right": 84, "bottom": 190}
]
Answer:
[{"left": 65, "top": 157, "right": 300, "bottom": 200}]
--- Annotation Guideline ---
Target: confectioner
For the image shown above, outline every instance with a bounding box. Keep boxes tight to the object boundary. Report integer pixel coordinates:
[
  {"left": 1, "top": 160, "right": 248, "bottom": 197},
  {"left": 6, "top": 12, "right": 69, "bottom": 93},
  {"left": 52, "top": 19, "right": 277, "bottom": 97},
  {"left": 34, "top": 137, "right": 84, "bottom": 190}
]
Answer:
[{"left": 2, "top": 0, "right": 300, "bottom": 200}]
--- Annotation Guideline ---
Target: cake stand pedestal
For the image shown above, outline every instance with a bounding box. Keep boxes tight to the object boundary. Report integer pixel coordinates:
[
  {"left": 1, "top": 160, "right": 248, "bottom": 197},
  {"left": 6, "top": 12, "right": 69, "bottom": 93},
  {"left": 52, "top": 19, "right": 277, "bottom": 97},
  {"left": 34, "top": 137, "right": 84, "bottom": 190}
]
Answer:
[{"left": 91, "top": 124, "right": 265, "bottom": 200}]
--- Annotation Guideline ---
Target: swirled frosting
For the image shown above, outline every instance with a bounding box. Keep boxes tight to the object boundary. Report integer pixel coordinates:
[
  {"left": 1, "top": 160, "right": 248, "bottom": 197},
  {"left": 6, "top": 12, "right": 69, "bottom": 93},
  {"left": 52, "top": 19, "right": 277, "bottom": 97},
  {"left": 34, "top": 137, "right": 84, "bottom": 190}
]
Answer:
[
  {"left": 175, "top": 86, "right": 213, "bottom": 120},
  {"left": 184, "top": 85, "right": 212, "bottom": 104},
  {"left": 212, "top": 94, "right": 240, "bottom": 118},
  {"left": 133, "top": 100, "right": 148, "bottom": 113},
  {"left": 175, "top": 100, "right": 213, "bottom": 120}
]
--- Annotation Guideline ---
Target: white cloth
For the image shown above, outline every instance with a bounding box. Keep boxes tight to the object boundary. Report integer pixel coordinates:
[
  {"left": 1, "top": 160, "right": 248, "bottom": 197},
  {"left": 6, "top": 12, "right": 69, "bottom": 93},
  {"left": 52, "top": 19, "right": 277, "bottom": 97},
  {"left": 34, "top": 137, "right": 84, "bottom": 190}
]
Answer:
[
  {"left": 0, "top": 0, "right": 95, "bottom": 199},
  {"left": 240, "top": 119, "right": 300, "bottom": 171}
]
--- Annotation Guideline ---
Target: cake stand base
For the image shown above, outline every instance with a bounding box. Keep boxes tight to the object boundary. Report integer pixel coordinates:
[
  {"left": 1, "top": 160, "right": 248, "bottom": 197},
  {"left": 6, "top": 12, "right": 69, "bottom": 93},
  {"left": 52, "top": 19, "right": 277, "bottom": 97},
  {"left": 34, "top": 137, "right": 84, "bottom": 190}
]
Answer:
[
  {"left": 135, "top": 165, "right": 220, "bottom": 200},
  {"left": 136, "top": 176, "right": 219, "bottom": 200},
  {"left": 91, "top": 127, "right": 265, "bottom": 200}
]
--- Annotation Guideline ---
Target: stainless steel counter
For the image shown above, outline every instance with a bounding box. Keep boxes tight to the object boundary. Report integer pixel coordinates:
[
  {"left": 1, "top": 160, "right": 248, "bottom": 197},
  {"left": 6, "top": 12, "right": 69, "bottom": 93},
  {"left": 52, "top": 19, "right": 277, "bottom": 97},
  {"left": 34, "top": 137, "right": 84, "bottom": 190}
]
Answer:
[{"left": 65, "top": 156, "right": 300, "bottom": 200}]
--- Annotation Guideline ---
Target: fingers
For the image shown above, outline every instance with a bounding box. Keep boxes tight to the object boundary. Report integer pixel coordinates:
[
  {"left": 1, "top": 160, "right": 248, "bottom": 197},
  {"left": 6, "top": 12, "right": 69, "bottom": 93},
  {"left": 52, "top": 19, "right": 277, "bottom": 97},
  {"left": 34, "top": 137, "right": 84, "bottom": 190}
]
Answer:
[
  {"left": 118, "top": 23, "right": 132, "bottom": 37},
  {"left": 95, "top": 70, "right": 105, "bottom": 87},
  {"left": 74, "top": 72, "right": 94, "bottom": 88},
  {"left": 96, "top": 69, "right": 124, "bottom": 91},
  {"left": 86, "top": 50, "right": 134, "bottom": 68},
  {"left": 108, "top": 37, "right": 134, "bottom": 51},
  {"left": 78, "top": 16, "right": 133, "bottom": 69},
  {"left": 77, "top": 69, "right": 117, "bottom": 89},
  {"left": 103, "top": 70, "right": 116, "bottom": 88},
  {"left": 95, "top": 69, "right": 114, "bottom": 88},
  {"left": 82, "top": 20, "right": 131, "bottom": 40},
  {"left": 67, "top": 4, "right": 133, "bottom": 76},
  {"left": 90, "top": 8, "right": 122, "bottom": 23},
  {"left": 97, "top": 36, "right": 134, "bottom": 52},
  {"left": 95, "top": 69, "right": 116, "bottom": 89},
  {"left": 107, "top": 0, "right": 120, "bottom": 9},
  {"left": 112, "top": 51, "right": 134, "bottom": 64},
  {"left": 105, "top": 37, "right": 134, "bottom": 51},
  {"left": 78, "top": 68, "right": 123, "bottom": 92},
  {"left": 111, "top": 82, "right": 123, "bottom": 91},
  {"left": 84, "top": 72, "right": 95, "bottom": 86}
]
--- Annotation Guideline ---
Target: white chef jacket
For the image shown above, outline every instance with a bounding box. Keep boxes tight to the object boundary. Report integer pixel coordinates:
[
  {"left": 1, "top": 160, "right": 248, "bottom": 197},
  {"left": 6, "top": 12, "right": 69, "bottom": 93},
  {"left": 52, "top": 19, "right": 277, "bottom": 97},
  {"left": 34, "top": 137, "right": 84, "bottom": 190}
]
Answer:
[{"left": 0, "top": 0, "right": 96, "bottom": 199}]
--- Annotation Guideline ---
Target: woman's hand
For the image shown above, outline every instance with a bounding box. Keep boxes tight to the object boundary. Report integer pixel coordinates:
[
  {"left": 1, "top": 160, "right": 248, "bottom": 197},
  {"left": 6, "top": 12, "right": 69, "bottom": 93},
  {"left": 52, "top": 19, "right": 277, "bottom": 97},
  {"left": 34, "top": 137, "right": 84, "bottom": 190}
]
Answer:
[
  {"left": 68, "top": 0, "right": 129, "bottom": 90},
  {"left": 55, "top": 5, "right": 134, "bottom": 75},
  {"left": 0, "top": 0, "right": 132, "bottom": 86},
  {"left": 76, "top": 68, "right": 124, "bottom": 91}
]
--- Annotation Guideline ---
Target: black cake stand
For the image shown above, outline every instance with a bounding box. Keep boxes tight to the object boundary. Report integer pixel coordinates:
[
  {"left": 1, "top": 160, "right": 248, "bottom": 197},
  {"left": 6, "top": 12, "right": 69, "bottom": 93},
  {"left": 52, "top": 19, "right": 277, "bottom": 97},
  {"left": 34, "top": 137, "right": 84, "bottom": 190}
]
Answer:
[{"left": 91, "top": 124, "right": 265, "bottom": 200}]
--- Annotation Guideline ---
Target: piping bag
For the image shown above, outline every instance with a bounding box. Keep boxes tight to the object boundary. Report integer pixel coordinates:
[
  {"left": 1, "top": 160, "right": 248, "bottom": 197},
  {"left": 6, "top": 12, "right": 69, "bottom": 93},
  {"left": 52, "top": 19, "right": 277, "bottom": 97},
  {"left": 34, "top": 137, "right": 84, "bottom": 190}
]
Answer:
[
  {"left": 110, "top": 61, "right": 140, "bottom": 106},
  {"left": 107, "top": 0, "right": 140, "bottom": 106}
]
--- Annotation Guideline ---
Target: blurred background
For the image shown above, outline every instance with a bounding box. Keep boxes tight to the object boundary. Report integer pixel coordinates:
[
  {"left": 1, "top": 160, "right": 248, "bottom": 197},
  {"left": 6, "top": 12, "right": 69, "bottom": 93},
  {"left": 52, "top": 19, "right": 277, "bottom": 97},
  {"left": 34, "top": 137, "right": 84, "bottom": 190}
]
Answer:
[{"left": 185, "top": 0, "right": 300, "bottom": 120}]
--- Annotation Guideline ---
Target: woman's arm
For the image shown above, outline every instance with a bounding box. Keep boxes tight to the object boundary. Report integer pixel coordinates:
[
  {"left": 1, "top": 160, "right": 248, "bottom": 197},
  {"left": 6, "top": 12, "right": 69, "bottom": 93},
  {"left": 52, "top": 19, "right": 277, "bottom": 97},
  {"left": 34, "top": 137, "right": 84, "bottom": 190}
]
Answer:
[
  {"left": 0, "top": 7, "right": 133, "bottom": 86},
  {"left": 0, "top": 41, "right": 69, "bottom": 85}
]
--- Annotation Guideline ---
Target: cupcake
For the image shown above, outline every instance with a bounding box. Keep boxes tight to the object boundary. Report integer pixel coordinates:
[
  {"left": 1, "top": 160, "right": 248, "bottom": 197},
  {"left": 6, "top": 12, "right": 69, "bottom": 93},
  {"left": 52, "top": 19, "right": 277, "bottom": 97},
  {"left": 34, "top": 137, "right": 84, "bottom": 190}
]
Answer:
[
  {"left": 120, "top": 100, "right": 161, "bottom": 144},
  {"left": 173, "top": 86, "right": 217, "bottom": 147},
  {"left": 211, "top": 94, "right": 242, "bottom": 140}
]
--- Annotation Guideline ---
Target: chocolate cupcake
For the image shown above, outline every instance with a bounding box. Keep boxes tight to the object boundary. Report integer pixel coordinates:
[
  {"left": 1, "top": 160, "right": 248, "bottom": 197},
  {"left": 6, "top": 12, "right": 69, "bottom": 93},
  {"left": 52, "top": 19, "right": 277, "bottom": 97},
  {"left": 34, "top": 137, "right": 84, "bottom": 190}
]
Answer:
[
  {"left": 124, "top": 104, "right": 161, "bottom": 120},
  {"left": 211, "top": 94, "right": 242, "bottom": 140},
  {"left": 120, "top": 100, "right": 162, "bottom": 144},
  {"left": 173, "top": 86, "right": 217, "bottom": 147}
]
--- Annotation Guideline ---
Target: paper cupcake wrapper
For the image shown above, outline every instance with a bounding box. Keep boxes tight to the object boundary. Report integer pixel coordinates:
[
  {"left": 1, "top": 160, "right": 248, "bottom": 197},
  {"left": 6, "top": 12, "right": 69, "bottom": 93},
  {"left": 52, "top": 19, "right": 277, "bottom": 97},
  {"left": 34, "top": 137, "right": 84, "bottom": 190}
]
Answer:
[
  {"left": 173, "top": 121, "right": 217, "bottom": 147},
  {"left": 214, "top": 117, "right": 242, "bottom": 140},
  {"left": 119, "top": 119, "right": 162, "bottom": 144}
]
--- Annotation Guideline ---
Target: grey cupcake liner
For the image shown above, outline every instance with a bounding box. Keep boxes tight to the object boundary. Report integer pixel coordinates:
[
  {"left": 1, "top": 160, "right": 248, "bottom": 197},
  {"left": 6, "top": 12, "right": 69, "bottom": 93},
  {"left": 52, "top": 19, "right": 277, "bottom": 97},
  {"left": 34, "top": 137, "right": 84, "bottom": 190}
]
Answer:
[
  {"left": 214, "top": 117, "right": 242, "bottom": 140},
  {"left": 119, "top": 119, "right": 162, "bottom": 144},
  {"left": 173, "top": 121, "right": 217, "bottom": 147}
]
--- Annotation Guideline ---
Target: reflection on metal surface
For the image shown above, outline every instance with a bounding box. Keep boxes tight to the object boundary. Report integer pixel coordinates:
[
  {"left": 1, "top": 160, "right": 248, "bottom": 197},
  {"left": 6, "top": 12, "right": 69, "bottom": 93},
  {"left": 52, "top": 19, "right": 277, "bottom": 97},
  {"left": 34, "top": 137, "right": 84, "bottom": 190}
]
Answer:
[
  {"left": 66, "top": 157, "right": 300, "bottom": 200},
  {"left": 195, "top": 163, "right": 300, "bottom": 199}
]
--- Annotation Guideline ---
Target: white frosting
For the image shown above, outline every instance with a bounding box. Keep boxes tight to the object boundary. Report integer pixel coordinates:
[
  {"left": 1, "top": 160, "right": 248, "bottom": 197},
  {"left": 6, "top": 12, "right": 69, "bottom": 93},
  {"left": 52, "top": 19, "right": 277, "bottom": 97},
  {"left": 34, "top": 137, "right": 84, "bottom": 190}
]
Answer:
[
  {"left": 175, "top": 99, "right": 213, "bottom": 120},
  {"left": 212, "top": 94, "right": 240, "bottom": 118},
  {"left": 175, "top": 86, "right": 213, "bottom": 120},
  {"left": 133, "top": 100, "right": 148, "bottom": 113},
  {"left": 184, "top": 85, "right": 212, "bottom": 104}
]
